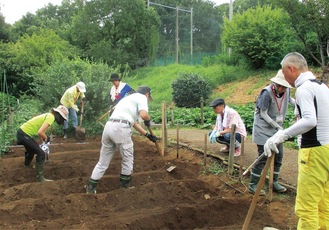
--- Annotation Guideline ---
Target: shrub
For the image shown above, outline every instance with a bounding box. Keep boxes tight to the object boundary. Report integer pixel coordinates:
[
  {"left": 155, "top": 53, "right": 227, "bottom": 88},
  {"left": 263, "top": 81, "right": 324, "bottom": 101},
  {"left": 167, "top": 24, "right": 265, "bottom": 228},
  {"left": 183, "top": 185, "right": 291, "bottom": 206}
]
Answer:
[{"left": 171, "top": 73, "right": 211, "bottom": 108}]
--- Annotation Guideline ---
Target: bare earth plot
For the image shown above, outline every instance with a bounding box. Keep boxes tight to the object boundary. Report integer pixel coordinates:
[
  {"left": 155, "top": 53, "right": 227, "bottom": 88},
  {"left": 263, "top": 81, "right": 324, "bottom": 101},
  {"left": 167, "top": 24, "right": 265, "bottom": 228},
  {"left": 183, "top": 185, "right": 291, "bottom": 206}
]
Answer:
[{"left": 0, "top": 135, "right": 297, "bottom": 229}]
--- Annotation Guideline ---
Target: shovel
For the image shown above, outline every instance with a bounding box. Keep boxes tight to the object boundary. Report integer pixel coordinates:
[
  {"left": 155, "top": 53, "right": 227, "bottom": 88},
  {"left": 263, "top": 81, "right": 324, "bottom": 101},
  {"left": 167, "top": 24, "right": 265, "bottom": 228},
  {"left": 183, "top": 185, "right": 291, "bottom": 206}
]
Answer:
[
  {"left": 147, "top": 126, "right": 176, "bottom": 172},
  {"left": 75, "top": 101, "right": 86, "bottom": 141}
]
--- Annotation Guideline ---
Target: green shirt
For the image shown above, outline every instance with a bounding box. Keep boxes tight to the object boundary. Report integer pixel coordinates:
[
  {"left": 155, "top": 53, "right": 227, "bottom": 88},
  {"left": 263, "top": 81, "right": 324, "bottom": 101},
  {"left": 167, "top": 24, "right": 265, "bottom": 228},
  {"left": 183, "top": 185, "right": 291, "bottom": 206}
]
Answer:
[{"left": 20, "top": 113, "right": 55, "bottom": 137}]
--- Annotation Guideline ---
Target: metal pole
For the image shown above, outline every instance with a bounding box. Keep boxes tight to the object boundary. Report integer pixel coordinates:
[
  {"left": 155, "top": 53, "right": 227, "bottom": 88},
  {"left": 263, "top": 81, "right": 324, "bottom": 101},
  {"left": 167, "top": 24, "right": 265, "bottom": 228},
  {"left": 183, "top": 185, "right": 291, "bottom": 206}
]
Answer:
[
  {"left": 176, "top": 6, "right": 179, "bottom": 64},
  {"left": 190, "top": 7, "right": 193, "bottom": 64},
  {"left": 228, "top": 0, "right": 233, "bottom": 56}
]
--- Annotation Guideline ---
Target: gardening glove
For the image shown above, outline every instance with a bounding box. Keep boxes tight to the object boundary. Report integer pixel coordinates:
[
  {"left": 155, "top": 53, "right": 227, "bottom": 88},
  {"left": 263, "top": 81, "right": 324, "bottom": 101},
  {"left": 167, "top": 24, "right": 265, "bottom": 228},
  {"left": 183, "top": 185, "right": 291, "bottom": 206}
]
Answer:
[
  {"left": 264, "top": 130, "right": 289, "bottom": 157},
  {"left": 209, "top": 130, "right": 219, "bottom": 143},
  {"left": 73, "top": 105, "right": 79, "bottom": 112},
  {"left": 144, "top": 120, "right": 151, "bottom": 128},
  {"left": 44, "top": 135, "right": 51, "bottom": 144},
  {"left": 145, "top": 132, "right": 157, "bottom": 143},
  {"left": 39, "top": 142, "right": 50, "bottom": 155}
]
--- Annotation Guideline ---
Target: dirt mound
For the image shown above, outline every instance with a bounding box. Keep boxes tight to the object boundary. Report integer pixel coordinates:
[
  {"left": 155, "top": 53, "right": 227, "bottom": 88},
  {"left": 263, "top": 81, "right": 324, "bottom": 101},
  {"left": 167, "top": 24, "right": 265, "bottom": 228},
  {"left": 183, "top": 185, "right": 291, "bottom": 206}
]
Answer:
[{"left": 0, "top": 135, "right": 297, "bottom": 229}]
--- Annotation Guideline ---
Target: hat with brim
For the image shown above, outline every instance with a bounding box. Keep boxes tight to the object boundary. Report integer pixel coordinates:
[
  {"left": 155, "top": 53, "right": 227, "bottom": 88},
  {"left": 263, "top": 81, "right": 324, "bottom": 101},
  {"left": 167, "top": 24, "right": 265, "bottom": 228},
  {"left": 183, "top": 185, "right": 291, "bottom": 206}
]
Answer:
[
  {"left": 209, "top": 98, "right": 225, "bottom": 107},
  {"left": 76, "top": 81, "right": 86, "bottom": 92},
  {"left": 110, "top": 73, "right": 120, "bottom": 81},
  {"left": 54, "top": 105, "right": 69, "bottom": 120},
  {"left": 270, "top": 70, "right": 292, "bottom": 88},
  {"left": 137, "top": 86, "right": 153, "bottom": 100}
]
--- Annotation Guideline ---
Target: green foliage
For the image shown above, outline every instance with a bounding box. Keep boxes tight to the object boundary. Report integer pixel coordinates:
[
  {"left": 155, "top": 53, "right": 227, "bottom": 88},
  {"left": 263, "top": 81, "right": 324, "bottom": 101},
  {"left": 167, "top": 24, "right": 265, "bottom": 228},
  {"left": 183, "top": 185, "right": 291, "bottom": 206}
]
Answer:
[
  {"left": 0, "top": 96, "right": 43, "bottom": 153},
  {"left": 171, "top": 73, "right": 211, "bottom": 108},
  {"left": 222, "top": 5, "right": 294, "bottom": 69},
  {"left": 275, "top": 0, "right": 329, "bottom": 69},
  {"left": 30, "top": 57, "right": 116, "bottom": 128},
  {"left": 202, "top": 53, "right": 238, "bottom": 67},
  {"left": 149, "top": 101, "right": 296, "bottom": 136},
  {"left": 14, "top": 29, "right": 78, "bottom": 70},
  {"left": 69, "top": 0, "right": 160, "bottom": 69},
  {"left": 203, "top": 161, "right": 224, "bottom": 175}
]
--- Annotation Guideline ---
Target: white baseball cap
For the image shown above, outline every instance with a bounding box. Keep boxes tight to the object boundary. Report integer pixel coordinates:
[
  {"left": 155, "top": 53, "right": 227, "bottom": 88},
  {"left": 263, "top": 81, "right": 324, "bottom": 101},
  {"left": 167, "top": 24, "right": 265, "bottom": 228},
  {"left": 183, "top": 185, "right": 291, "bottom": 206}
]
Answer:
[{"left": 76, "top": 81, "right": 86, "bottom": 92}]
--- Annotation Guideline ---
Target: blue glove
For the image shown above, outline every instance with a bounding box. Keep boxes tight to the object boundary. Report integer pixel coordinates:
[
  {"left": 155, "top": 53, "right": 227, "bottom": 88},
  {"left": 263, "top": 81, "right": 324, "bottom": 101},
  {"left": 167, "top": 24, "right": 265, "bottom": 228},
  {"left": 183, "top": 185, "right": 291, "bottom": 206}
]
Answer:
[{"left": 209, "top": 130, "right": 217, "bottom": 143}]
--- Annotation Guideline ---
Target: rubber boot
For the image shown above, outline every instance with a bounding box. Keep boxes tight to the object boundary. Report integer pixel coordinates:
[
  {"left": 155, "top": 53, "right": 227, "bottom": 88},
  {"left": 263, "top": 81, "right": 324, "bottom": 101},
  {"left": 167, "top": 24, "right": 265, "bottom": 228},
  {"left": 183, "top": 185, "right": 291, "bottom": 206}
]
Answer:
[
  {"left": 120, "top": 174, "right": 132, "bottom": 188},
  {"left": 86, "top": 178, "right": 99, "bottom": 194},
  {"left": 63, "top": 129, "right": 68, "bottom": 139},
  {"left": 35, "top": 161, "right": 53, "bottom": 182},
  {"left": 273, "top": 174, "right": 287, "bottom": 193},
  {"left": 24, "top": 152, "right": 34, "bottom": 167},
  {"left": 248, "top": 170, "right": 266, "bottom": 196}
]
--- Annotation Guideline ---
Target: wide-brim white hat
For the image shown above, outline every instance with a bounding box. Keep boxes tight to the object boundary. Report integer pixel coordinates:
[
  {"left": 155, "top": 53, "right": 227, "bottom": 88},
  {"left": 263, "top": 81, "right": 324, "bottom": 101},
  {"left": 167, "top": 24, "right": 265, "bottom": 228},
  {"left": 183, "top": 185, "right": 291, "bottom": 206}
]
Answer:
[
  {"left": 53, "top": 105, "right": 69, "bottom": 120},
  {"left": 270, "top": 70, "right": 292, "bottom": 88}
]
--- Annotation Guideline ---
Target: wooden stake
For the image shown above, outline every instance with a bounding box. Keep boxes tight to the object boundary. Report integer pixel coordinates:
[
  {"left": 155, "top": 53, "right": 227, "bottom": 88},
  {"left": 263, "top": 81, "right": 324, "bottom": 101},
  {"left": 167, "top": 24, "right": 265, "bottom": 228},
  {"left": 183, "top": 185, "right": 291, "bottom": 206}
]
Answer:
[
  {"left": 161, "top": 102, "right": 166, "bottom": 158},
  {"left": 242, "top": 153, "right": 274, "bottom": 229},
  {"left": 176, "top": 124, "right": 179, "bottom": 158},
  {"left": 239, "top": 137, "right": 245, "bottom": 179},
  {"left": 204, "top": 133, "right": 207, "bottom": 167},
  {"left": 228, "top": 124, "right": 236, "bottom": 175},
  {"left": 267, "top": 154, "right": 275, "bottom": 203}
]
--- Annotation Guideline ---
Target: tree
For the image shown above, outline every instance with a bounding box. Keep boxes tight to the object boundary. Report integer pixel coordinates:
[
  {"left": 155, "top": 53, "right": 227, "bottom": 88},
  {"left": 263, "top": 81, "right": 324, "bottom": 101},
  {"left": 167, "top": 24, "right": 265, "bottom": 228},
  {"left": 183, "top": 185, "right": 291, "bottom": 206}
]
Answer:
[
  {"left": 275, "top": 0, "right": 329, "bottom": 82},
  {"left": 222, "top": 5, "right": 294, "bottom": 69},
  {"left": 69, "top": 0, "right": 160, "bottom": 69},
  {"left": 0, "top": 11, "right": 11, "bottom": 42}
]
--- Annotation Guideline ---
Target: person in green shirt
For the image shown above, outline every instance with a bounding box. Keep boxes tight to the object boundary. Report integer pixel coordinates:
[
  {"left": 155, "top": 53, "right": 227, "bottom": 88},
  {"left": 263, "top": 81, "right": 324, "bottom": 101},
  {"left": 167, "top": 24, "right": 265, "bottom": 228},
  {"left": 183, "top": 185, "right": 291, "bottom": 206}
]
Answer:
[{"left": 16, "top": 105, "right": 68, "bottom": 182}]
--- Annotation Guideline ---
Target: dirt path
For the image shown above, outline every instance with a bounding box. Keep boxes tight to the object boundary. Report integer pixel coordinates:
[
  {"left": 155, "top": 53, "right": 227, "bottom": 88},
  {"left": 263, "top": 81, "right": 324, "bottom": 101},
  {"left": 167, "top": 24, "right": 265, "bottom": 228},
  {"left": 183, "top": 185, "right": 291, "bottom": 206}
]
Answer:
[
  {"left": 166, "top": 128, "right": 298, "bottom": 188},
  {"left": 0, "top": 134, "right": 298, "bottom": 229}
]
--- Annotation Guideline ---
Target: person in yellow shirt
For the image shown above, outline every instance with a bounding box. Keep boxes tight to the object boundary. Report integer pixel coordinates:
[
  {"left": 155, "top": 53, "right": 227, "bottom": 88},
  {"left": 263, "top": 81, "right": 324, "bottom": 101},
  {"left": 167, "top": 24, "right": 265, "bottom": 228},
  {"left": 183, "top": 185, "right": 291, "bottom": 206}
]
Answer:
[
  {"left": 60, "top": 81, "right": 86, "bottom": 138},
  {"left": 16, "top": 105, "right": 68, "bottom": 182}
]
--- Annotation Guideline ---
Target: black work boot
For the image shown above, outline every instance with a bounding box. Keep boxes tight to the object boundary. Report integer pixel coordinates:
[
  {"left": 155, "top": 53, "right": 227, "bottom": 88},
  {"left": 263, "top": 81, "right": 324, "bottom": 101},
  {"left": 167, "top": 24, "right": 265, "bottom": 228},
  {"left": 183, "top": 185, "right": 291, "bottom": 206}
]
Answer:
[
  {"left": 24, "top": 152, "right": 34, "bottom": 167},
  {"left": 86, "top": 178, "right": 99, "bottom": 194},
  {"left": 120, "top": 174, "right": 132, "bottom": 188},
  {"left": 35, "top": 161, "right": 53, "bottom": 182},
  {"left": 248, "top": 169, "right": 266, "bottom": 196},
  {"left": 273, "top": 174, "right": 287, "bottom": 193}
]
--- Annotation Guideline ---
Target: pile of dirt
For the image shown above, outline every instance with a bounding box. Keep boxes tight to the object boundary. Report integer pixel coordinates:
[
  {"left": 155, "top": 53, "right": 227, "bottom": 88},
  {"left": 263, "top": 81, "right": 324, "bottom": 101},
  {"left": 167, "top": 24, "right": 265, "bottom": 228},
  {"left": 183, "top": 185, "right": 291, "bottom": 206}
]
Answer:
[{"left": 0, "top": 135, "right": 297, "bottom": 229}]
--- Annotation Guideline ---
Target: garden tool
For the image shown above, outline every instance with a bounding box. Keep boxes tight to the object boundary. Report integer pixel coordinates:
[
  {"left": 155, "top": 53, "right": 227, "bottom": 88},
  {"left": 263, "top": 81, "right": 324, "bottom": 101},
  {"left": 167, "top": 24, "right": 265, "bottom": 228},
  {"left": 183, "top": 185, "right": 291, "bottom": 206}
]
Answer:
[
  {"left": 147, "top": 126, "right": 176, "bottom": 172},
  {"left": 75, "top": 101, "right": 86, "bottom": 141}
]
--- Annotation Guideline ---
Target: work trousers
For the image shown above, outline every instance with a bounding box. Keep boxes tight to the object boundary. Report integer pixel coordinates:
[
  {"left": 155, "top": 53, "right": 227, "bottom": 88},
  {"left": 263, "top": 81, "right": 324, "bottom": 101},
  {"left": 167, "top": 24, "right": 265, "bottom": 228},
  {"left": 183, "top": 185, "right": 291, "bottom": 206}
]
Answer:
[
  {"left": 63, "top": 107, "right": 78, "bottom": 129},
  {"left": 16, "top": 129, "right": 45, "bottom": 163},
  {"left": 91, "top": 121, "right": 134, "bottom": 180},
  {"left": 296, "top": 145, "right": 329, "bottom": 230},
  {"left": 252, "top": 144, "right": 283, "bottom": 178}
]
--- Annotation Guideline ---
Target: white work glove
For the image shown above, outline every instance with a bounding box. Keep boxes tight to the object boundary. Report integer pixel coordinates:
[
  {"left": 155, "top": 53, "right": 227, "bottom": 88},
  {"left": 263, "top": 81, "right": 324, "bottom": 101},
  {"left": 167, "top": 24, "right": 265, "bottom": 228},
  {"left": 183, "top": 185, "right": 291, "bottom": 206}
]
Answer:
[
  {"left": 39, "top": 142, "right": 50, "bottom": 154},
  {"left": 209, "top": 130, "right": 220, "bottom": 143},
  {"left": 264, "top": 130, "right": 289, "bottom": 157}
]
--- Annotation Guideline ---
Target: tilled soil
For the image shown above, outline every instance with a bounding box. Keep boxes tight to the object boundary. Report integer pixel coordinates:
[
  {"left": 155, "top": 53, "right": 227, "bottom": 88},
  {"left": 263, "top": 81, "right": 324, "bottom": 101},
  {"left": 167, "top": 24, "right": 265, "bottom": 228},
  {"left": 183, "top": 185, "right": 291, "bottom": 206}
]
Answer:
[{"left": 0, "top": 134, "right": 297, "bottom": 229}]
